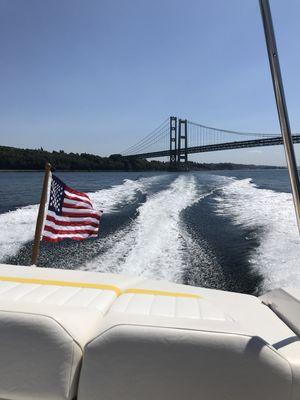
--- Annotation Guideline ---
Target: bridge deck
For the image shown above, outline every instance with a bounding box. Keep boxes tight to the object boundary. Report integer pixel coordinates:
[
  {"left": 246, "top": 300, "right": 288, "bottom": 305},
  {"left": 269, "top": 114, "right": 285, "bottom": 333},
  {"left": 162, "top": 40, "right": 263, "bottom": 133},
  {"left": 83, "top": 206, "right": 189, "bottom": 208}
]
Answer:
[{"left": 127, "top": 135, "right": 300, "bottom": 159}]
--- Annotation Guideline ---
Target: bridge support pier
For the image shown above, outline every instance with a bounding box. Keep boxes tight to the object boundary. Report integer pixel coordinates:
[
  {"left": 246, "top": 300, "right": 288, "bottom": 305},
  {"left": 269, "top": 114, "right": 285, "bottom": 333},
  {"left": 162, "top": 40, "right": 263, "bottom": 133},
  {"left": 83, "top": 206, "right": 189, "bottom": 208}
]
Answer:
[
  {"left": 178, "top": 119, "right": 188, "bottom": 169},
  {"left": 169, "top": 116, "right": 177, "bottom": 168}
]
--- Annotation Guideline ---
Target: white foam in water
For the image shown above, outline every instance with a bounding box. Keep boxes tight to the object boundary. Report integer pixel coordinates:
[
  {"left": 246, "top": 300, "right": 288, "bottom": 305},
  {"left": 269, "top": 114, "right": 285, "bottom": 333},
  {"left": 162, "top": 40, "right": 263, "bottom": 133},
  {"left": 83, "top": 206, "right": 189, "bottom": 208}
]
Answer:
[
  {"left": 215, "top": 178, "right": 300, "bottom": 291},
  {"left": 0, "top": 205, "right": 38, "bottom": 262},
  {"left": 0, "top": 176, "right": 162, "bottom": 262},
  {"left": 87, "top": 175, "right": 201, "bottom": 282},
  {"left": 89, "top": 176, "right": 163, "bottom": 213}
]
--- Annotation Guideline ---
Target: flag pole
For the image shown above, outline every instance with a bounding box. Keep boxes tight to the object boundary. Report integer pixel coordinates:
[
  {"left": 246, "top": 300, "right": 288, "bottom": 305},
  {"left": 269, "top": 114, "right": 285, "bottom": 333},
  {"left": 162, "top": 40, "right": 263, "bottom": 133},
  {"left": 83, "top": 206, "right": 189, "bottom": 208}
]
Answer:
[{"left": 31, "top": 162, "right": 52, "bottom": 266}]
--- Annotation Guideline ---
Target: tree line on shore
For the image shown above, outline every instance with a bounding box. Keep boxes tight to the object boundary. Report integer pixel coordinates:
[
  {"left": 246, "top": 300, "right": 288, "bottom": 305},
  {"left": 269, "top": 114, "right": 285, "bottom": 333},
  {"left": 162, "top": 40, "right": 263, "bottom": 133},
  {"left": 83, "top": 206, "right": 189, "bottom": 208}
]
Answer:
[
  {"left": 0, "top": 145, "right": 280, "bottom": 171},
  {"left": 0, "top": 145, "right": 163, "bottom": 170}
]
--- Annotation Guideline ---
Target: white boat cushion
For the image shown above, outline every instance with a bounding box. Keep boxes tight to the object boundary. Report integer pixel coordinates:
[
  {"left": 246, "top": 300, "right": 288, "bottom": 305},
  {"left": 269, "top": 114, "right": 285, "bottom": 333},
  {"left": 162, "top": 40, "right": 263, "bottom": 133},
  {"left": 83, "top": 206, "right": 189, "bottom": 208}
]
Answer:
[
  {"left": 261, "top": 288, "right": 300, "bottom": 337},
  {"left": 1, "top": 264, "right": 300, "bottom": 400},
  {"left": 79, "top": 281, "right": 300, "bottom": 400},
  {"left": 0, "top": 310, "right": 82, "bottom": 400},
  {"left": 0, "top": 264, "right": 142, "bottom": 400}
]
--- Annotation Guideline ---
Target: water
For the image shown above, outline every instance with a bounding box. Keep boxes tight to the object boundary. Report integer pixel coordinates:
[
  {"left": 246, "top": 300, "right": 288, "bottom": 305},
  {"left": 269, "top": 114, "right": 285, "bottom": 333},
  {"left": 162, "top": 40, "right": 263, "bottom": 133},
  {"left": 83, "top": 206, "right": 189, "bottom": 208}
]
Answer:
[{"left": 0, "top": 169, "right": 299, "bottom": 295}]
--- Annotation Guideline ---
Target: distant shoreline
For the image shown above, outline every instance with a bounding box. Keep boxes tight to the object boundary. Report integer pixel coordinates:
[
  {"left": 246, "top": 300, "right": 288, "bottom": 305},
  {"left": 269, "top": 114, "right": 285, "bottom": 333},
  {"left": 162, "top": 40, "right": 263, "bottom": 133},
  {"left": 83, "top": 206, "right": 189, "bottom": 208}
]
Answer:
[
  {"left": 0, "top": 167, "right": 287, "bottom": 173},
  {"left": 0, "top": 144, "right": 287, "bottom": 172}
]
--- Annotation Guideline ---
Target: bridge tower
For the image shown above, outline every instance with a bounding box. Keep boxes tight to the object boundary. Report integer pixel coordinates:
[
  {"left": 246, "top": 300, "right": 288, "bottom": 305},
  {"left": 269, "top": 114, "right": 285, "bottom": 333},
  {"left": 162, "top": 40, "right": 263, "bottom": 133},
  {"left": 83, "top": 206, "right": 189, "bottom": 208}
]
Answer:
[
  {"left": 178, "top": 119, "right": 188, "bottom": 167},
  {"left": 169, "top": 116, "right": 177, "bottom": 167}
]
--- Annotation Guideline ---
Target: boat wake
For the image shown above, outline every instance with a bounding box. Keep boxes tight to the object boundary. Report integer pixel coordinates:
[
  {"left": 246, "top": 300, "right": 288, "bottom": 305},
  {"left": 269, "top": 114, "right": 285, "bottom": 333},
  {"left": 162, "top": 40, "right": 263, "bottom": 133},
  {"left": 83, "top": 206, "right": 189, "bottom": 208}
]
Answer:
[
  {"left": 0, "top": 205, "right": 38, "bottom": 261},
  {"left": 0, "top": 175, "right": 165, "bottom": 263},
  {"left": 86, "top": 175, "right": 202, "bottom": 282},
  {"left": 215, "top": 178, "right": 300, "bottom": 290},
  {"left": 89, "top": 175, "right": 163, "bottom": 213},
  {"left": 1, "top": 172, "right": 298, "bottom": 293}
]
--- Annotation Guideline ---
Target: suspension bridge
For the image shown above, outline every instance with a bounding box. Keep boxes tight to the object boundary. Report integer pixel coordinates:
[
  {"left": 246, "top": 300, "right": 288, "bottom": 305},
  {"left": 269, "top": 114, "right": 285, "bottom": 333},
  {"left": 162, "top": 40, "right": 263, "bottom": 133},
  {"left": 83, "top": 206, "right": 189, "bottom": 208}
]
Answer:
[{"left": 121, "top": 117, "right": 300, "bottom": 167}]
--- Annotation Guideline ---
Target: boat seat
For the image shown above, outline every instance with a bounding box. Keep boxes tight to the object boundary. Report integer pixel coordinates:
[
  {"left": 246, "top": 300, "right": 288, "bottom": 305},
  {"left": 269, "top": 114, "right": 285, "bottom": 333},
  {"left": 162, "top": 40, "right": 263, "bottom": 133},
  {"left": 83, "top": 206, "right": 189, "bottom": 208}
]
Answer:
[
  {"left": 1, "top": 264, "right": 300, "bottom": 400},
  {"left": 0, "top": 264, "right": 141, "bottom": 400},
  {"left": 79, "top": 279, "right": 300, "bottom": 400},
  {"left": 261, "top": 287, "right": 300, "bottom": 336}
]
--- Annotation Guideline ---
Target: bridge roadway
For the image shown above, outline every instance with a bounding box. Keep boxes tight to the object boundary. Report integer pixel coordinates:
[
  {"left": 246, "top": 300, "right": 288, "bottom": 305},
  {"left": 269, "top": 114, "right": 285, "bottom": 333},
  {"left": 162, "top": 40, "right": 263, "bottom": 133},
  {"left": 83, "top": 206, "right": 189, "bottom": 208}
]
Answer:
[{"left": 127, "top": 135, "right": 300, "bottom": 159}]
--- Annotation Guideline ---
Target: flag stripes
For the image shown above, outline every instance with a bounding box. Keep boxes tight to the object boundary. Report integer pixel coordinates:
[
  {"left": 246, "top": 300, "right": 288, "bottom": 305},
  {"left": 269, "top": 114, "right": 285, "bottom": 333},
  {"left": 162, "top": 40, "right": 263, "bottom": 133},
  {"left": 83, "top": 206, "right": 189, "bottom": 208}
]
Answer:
[
  {"left": 46, "top": 213, "right": 99, "bottom": 227},
  {"left": 42, "top": 175, "right": 102, "bottom": 242}
]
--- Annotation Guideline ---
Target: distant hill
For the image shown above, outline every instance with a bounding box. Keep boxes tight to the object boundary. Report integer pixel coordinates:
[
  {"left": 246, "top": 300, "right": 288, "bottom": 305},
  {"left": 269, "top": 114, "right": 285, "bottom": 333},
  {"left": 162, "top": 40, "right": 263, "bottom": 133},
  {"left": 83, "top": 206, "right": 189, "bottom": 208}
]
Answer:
[{"left": 0, "top": 145, "right": 282, "bottom": 171}]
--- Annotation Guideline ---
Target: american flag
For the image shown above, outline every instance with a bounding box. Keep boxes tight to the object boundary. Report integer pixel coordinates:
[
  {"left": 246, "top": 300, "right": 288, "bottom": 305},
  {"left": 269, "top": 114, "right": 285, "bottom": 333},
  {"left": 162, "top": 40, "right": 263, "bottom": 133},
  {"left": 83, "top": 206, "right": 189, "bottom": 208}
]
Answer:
[{"left": 42, "top": 175, "right": 102, "bottom": 242}]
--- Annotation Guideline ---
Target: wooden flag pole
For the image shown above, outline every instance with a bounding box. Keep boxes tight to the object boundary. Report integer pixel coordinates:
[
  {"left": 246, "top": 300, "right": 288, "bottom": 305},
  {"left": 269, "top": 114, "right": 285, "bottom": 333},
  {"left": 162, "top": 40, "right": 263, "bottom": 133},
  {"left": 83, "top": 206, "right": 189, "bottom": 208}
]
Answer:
[{"left": 31, "top": 162, "right": 52, "bottom": 266}]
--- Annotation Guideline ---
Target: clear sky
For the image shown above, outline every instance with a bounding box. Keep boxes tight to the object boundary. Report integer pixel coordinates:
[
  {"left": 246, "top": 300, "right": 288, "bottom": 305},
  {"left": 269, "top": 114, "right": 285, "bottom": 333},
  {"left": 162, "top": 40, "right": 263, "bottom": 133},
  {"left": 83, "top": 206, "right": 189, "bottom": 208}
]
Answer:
[{"left": 0, "top": 0, "right": 300, "bottom": 166}]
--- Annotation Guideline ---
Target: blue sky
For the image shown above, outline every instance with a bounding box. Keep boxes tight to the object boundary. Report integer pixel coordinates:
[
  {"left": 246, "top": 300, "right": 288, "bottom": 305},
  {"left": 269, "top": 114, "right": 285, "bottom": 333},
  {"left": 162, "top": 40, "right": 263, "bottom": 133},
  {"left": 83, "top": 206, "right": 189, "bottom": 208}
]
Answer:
[{"left": 0, "top": 0, "right": 300, "bottom": 165}]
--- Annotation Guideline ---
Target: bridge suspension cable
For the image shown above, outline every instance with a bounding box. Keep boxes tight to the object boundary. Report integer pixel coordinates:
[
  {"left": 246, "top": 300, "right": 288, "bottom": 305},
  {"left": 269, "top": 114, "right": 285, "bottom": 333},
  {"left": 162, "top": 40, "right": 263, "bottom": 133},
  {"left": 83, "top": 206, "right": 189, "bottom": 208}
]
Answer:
[
  {"left": 187, "top": 120, "right": 278, "bottom": 137},
  {"left": 121, "top": 118, "right": 169, "bottom": 156},
  {"left": 187, "top": 120, "right": 279, "bottom": 148}
]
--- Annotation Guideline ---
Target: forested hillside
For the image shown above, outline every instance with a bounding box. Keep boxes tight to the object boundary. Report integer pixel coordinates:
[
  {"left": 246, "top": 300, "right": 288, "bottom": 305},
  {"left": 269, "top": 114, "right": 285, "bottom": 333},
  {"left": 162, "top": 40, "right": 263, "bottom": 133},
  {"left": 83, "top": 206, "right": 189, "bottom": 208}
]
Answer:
[
  {"left": 0, "top": 146, "right": 165, "bottom": 170},
  {"left": 0, "top": 145, "right": 279, "bottom": 171}
]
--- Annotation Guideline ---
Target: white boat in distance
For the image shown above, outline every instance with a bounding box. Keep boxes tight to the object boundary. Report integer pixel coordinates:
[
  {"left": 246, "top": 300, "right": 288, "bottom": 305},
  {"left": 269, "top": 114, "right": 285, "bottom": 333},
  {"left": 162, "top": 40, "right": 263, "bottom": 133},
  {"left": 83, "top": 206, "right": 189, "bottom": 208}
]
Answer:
[{"left": 1, "top": 1, "right": 300, "bottom": 399}]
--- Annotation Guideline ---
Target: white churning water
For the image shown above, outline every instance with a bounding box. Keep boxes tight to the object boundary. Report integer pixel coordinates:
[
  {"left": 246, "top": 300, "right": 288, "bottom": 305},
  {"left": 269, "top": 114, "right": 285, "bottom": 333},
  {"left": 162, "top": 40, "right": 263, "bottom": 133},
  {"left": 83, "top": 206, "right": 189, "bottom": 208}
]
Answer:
[
  {"left": 1, "top": 173, "right": 298, "bottom": 292},
  {"left": 89, "top": 175, "right": 163, "bottom": 213},
  {"left": 0, "top": 175, "right": 162, "bottom": 262},
  {"left": 0, "top": 204, "right": 38, "bottom": 261},
  {"left": 215, "top": 178, "right": 300, "bottom": 290},
  {"left": 87, "top": 175, "right": 202, "bottom": 282}
]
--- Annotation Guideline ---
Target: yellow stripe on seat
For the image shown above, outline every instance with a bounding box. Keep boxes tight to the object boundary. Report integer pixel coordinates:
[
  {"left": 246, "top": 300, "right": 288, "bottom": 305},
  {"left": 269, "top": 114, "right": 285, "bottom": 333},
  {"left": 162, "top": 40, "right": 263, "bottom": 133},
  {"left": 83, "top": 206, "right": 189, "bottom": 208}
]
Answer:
[
  {"left": 0, "top": 277, "right": 202, "bottom": 299},
  {"left": 0, "top": 276, "right": 122, "bottom": 296},
  {"left": 123, "top": 288, "right": 201, "bottom": 299}
]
